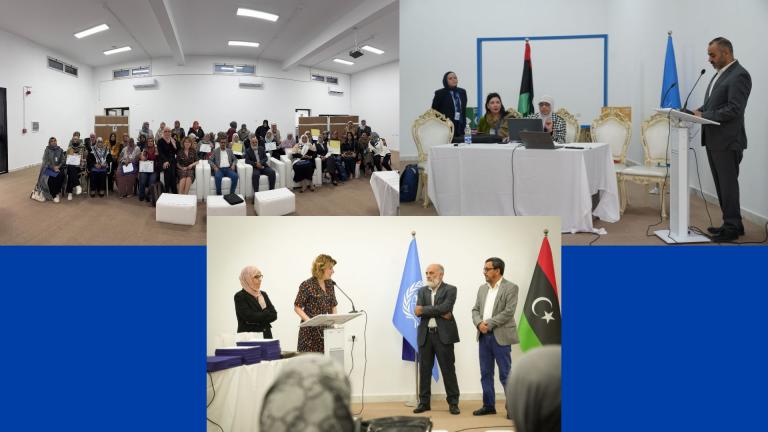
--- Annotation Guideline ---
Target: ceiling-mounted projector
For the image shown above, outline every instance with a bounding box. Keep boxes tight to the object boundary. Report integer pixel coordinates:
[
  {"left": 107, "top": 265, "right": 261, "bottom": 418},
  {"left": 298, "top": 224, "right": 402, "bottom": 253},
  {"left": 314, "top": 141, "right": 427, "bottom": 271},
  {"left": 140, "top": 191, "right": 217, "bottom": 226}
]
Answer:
[{"left": 349, "top": 49, "right": 363, "bottom": 58}]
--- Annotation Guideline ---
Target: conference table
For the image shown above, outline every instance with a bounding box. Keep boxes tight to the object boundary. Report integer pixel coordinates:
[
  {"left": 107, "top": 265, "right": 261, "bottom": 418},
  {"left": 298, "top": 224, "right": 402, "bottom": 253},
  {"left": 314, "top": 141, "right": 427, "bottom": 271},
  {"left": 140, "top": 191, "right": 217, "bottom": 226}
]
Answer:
[
  {"left": 206, "top": 356, "right": 302, "bottom": 432},
  {"left": 370, "top": 171, "right": 399, "bottom": 216},
  {"left": 427, "top": 142, "right": 620, "bottom": 232}
]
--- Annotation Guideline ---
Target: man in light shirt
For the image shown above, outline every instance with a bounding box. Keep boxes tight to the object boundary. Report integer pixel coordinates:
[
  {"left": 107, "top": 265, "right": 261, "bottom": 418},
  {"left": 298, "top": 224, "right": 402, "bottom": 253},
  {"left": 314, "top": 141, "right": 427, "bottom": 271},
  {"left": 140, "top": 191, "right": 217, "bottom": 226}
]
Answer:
[
  {"left": 471, "top": 257, "right": 519, "bottom": 416},
  {"left": 209, "top": 135, "right": 239, "bottom": 195},
  {"left": 413, "top": 263, "right": 461, "bottom": 415}
]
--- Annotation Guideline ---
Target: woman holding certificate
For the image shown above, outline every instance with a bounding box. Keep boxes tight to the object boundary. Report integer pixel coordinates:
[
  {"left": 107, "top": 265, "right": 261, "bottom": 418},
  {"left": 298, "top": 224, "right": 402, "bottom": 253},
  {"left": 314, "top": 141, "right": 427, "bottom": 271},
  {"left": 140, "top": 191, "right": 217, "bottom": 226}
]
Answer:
[
  {"left": 87, "top": 137, "right": 113, "bottom": 198},
  {"left": 137, "top": 136, "right": 161, "bottom": 202},
  {"left": 116, "top": 138, "right": 140, "bottom": 198}
]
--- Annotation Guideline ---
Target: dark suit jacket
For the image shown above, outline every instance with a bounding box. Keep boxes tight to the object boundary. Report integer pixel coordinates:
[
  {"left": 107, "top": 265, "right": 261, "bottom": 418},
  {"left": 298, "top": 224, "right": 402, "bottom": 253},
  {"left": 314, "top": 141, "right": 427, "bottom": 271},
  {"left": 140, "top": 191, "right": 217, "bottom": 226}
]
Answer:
[
  {"left": 432, "top": 87, "right": 467, "bottom": 135},
  {"left": 244, "top": 145, "right": 269, "bottom": 168},
  {"left": 234, "top": 289, "right": 277, "bottom": 338},
  {"left": 697, "top": 61, "right": 751, "bottom": 151},
  {"left": 416, "top": 282, "right": 460, "bottom": 346}
]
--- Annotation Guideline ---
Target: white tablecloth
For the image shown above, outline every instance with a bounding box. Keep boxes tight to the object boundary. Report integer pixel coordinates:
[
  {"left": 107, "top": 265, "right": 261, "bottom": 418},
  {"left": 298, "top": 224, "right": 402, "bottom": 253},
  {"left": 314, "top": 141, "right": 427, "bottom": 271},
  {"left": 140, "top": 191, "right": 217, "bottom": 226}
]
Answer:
[
  {"left": 427, "top": 143, "right": 620, "bottom": 232},
  {"left": 370, "top": 171, "right": 400, "bottom": 216},
  {"left": 207, "top": 357, "right": 302, "bottom": 432}
]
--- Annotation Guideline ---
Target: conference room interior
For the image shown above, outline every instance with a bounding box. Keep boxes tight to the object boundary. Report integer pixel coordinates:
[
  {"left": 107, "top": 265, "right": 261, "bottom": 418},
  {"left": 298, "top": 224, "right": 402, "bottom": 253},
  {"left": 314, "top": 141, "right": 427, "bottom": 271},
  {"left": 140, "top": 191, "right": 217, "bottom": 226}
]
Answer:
[
  {"left": 398, "top": 0, "right": 768, "bottom": 246},
  {"left": 207, "top": 216, "right": 561, "bottom": 432},
  {"left": 0, "top": 0, "right": 400, "bottom": 245}
]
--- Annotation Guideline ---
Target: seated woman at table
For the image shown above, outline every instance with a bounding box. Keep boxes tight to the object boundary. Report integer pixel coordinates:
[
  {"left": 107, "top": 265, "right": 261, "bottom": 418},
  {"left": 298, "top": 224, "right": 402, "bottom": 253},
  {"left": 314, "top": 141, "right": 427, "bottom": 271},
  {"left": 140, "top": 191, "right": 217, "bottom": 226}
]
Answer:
[
  {"left": 177, "top": 136, "right": 199, "bottom": 195},
  {"left": 291, "top": 134, "right": 317, "bottom": 192},
  {"left": 294, "top": 254, "right": 338, "bottom": 353},
  {"left": 235, "top": 266, "right": 277, "bottom": 338},
  {"left": 137, "top": 136, "right": 161, "bottom": 202},
  {"left": 116, "top": 138, "right": 140, "bottom": 198},
  {"left": 368, "top": 132, "right": 392, "bottom": 171},
  {"left": 478, "top": 92, "right": 517, "bottom": 136},
  {"left": 260, "top": 354, "right": 353, "bottom": 432},
  {"left": 341, "top": 132, "right": 357, "bottom": 178},
  {"left": 87, "top": 137, "right": 113, "bottom": 198},
  {"left": 526, "top": 95, "right": 566, "bottom": 144},
  {"left": 31, "top": 137, "right": 66, "bottom": 203},
  {"left": 64, "top": 131, "right": 88, "bottom": 200}
]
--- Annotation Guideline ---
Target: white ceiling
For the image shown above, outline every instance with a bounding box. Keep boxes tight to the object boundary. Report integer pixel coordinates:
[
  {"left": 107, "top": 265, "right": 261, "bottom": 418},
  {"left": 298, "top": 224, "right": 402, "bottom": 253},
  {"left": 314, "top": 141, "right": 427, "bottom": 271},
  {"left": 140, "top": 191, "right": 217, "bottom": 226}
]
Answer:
[{"left": 0, "top": 0, "right": 398, "bottom": 74}]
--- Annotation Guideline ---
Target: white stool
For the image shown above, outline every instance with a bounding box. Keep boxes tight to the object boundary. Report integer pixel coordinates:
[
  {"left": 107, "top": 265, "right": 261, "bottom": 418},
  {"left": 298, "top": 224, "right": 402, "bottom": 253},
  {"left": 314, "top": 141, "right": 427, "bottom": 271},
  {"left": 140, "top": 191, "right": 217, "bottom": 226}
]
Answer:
[
  {"left": 156, "top": 193, "right": 197, "bottom": 225},
  {"left": 207, "top": 194, "right": 246, "bottom": 217},
  {"left": 254, "top": 187, "right": 295, "bottom": 216}
]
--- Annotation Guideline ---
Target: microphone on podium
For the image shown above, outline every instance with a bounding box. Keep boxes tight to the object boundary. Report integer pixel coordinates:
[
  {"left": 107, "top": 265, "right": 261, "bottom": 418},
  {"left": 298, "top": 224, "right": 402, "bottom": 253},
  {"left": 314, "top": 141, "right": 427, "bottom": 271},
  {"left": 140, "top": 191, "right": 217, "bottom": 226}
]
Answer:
[
  {"left": 682, "top": 69, "right": 707, "bottom": 114},
  {"left": 330, "top": 280, "right": 358, "bottom": 313}
]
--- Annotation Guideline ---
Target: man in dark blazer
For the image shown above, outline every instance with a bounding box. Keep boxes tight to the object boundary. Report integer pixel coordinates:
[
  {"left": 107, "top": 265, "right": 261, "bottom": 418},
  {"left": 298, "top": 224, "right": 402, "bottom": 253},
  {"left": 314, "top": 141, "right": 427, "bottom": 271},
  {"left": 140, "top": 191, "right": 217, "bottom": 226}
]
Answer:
[
  {"left": 471, "top": 257, "right": 519, "bottom": 416},
  {"left": 431, "top": 71, "right": 467, "bottom": 137},
  {"left": 694, "top": 37, "right": 751, "bottom": 242},
  {"left": 245, "top": 136, "right": 276, "bottom": 192},
  {"left": 414, "top": 263, "right": 461, "bottom": 415}
]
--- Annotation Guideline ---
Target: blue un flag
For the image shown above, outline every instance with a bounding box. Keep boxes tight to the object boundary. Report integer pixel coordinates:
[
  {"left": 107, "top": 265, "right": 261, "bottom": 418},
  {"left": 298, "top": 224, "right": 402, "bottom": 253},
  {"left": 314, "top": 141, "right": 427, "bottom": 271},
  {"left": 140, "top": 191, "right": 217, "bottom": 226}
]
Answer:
[{"left": 661, "top": 34, "right": 682, "bottom": 109}]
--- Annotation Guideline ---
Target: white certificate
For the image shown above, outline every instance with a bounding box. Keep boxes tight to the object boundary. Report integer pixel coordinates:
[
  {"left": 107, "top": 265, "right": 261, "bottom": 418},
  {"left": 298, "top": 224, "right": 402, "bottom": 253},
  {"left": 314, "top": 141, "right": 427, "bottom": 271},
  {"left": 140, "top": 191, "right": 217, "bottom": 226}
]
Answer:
[
  {"left": 66, "top": 155, "right": 81, "bottom": 166},
  {"left": 265, "top": 142, "right": 277, "bottom": 151},
  {"left": 199, "top": 143, "right": 212, "bottom": 153},
  {"left": 122, "top": 163, "right": 134, "bottom": 174},
  {"left": 139, "top": 161, "right": 154, "bottom": 173}
]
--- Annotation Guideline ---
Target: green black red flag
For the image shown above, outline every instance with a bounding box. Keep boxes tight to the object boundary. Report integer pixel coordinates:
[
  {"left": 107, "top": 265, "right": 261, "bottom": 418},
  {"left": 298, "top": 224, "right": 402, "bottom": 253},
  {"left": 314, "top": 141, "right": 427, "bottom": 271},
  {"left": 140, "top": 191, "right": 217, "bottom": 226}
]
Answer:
[
  {"left": 517, "top": 40, "right": 534, "bottom": 116},
  {"left": 519, "top": 231, "right": 561, "bottom": 351}
]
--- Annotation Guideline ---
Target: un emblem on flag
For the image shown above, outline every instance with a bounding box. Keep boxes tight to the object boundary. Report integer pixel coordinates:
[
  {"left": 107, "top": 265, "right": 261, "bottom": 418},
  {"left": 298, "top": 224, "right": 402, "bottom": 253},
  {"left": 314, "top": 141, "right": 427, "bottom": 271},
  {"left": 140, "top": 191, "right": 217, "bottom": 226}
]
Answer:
[{"left": 402, "top": 281, "right": 423, "bottom": 328}]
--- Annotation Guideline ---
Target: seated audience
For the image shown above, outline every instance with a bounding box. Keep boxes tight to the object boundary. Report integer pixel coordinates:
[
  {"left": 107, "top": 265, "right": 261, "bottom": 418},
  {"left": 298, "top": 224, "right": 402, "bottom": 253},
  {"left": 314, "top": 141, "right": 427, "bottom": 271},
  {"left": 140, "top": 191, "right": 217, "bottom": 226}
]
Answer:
[
  {"left": 316, "top": 133, "right": 339, "bottom": 186},
  {"left": 341, "top": 132, "right": 357, "bottom": 178},
  {"left": 368, "top": 132, "right": 392, "bottom": 171},
  {"left": 209, "top": 134, "right": 239, "bottom": 195},
  {"left": 177, "top": 136, "right": 199, "bottom": 195},
  {"left": 31, "top": 137, "right": 65, "bottom": 203},
  {"left": 198, "top": 132, "right": 214, "bottom": 160},
  {"left": 276, "top": 133, "right": 295, "bottom": 160},
  {"left": 292, "top": 134, "right": 317, "bottom": 193},
  {"left": 357, "top": 119, "right": 372, "bottom": 139},
  {"left": 139, "top": 122, "right": 152, "bottom": 143},
  {"left": 116, "top": 138, "right": 140, "bottom": 198},
  {"left": 137, "top": 136, "right": 160, "bottom": 202},
  {"left": 255, "top": 119, "right": 270, "bottom": 141},
  {"left": 87, "top": 137, "right": 112, "bottom": 198},
  {"left": 188, "top": 120, "right": 205, "bottom": 141},
  {"left": 157, "top": 127, "right": 179, "bottom": 193},
  {"left": 171, "top": 120, "right": 186, "bottom": 142},
  {"left": 270, "top": 123, "right": 282, "bottom": 143},
  {"left": 245, "top": 136, "right": 276, "bottom": 192},
  {"left": 155, "top": 121, "right": 166, "bottom": 142},
  {"left": 237, "top": 123, "right": 251, "bottom": 147},
  {"left": 356, "top": 131, "right": 373, "bottom": 176},
  {"left": 226, "top": 121, "right": 237, "bottom": 143},
  {"left": 84, "top": 132, "right": 97, "bottom": 153},
  {"left": 235, "top": 266, "right": 277, "bottom": 338},
  {"left": 65, "top": 131, "right": 88, "bottom": 200}
]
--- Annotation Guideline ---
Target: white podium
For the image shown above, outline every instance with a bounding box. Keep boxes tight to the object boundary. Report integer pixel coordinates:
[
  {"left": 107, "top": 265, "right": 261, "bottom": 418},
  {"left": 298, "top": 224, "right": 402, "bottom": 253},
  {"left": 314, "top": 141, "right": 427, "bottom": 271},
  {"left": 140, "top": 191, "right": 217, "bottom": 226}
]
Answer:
[
  {"left": 300, "top": 313, "right": 362, "bottom": 369},
  {"left": 654, "top": 108, "right": 719, "bottom": 244}
]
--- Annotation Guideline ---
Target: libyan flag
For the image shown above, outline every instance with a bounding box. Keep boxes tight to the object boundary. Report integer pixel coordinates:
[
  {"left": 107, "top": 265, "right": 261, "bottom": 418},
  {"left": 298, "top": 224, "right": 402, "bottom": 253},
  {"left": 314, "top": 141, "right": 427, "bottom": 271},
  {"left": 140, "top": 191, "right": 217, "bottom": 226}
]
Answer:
[
  {"left": 518, "top": 232, "right": 561, "bottom": 351},
  {"left": 517, "top": 39, "right": 534, "bottom": 116}
]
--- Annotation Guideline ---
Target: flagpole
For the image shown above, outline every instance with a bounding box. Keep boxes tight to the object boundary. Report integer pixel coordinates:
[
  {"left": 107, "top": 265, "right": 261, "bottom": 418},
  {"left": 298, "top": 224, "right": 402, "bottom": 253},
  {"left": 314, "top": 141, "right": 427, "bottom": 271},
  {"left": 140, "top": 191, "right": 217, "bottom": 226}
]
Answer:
[{"left": 405, "top": 230, "right": 419, "bottom": 408}]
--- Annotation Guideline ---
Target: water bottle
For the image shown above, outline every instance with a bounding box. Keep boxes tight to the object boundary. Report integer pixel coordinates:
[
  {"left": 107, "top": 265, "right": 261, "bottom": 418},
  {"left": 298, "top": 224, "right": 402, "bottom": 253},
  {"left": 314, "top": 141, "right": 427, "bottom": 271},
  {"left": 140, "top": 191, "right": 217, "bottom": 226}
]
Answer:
[{"left": 464, "top": 123, "right": 472, "bottom": 144}]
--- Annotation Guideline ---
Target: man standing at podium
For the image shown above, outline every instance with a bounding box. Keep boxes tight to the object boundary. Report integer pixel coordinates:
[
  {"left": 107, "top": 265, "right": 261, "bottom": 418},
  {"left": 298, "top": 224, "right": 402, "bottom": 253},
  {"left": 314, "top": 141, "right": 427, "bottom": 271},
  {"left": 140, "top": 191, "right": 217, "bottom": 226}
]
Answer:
[
  {"left": 413, "top": 263, "right": 461, "bottom": 415},
  {"left": 694, "top": 37, "right": 752, "bottom": 242}
]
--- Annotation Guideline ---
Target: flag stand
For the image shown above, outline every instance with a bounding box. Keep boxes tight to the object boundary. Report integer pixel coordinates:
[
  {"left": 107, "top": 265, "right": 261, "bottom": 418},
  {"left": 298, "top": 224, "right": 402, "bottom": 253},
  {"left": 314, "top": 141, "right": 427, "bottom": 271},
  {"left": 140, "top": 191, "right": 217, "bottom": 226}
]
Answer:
[{"left": 405, "top": 351, "right": 419, "bottom": 407}]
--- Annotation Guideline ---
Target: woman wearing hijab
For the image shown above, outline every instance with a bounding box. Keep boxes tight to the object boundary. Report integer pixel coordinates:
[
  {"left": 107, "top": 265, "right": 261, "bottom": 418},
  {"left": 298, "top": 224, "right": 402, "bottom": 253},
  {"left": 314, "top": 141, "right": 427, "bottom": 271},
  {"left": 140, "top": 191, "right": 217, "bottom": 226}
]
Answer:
[
  {"left": 64, "top": 131, "right": 88, "bottom": 200},
  {"left": 260, "top": 354, "right": 354, "bottom": 432},
  {"left": 176, "top": 136, "right": 199, "bottom": 195},
  {"left": 432, "top": 71, "right": 468, "bottom": 137},
  {"left": 237, "top": 123, "right": 251, "bottom": 147},
  {"left": 291, "top": 134, "right": 317, "bottom": 192},
  {"left": 31, "top": 137, "right": 66, "bottom": 203},
  {"left": 526, "top": 95, "right": 566, "bottom": 144},
  {"left": 341, "top": 131, "right": 357, "bottom": 178},
  {"left": 87, "top": 137, "right": 112, "bottom": 197},
  {"left": 234, "top": 266, "right": 278, "bottom": 338},
  {"left": 137, "top": 136, "right": 161, "bottom": 202},
  {"left": 197, "top": 132, "right": 214, "bottom": 160},
  {"left": 155, "top": 122, "right": 166, "bottom": 142},
  {"left": 315, "top": 132, "right": 339, "bottom": 186},
  {"left": 356, "top": 131, "right": 373, "bottom": 176},
  {"left": 277, "top": 133, "right": 295, "bottom": 160},
  {"left": 139, "top": 122, "right": 152, "bottom": 143},
  {"left": 294, "top": 254, "right": 338, "bottom": 353},
  {"left": 368, "top": 132, "right": 392, "bottom": 171},
  {"left": 505, "top": 345, "right": 561, "bottom": 432},
  {"left": 116, "top": 138, "right": 140, "bottom": 198}
]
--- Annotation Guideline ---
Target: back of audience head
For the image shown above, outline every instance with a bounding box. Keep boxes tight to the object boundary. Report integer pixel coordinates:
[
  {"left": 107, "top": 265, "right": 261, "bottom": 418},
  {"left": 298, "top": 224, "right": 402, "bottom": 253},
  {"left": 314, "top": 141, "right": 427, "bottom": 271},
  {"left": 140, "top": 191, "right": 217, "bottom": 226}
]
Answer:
[
  {"left": 505, "top": 345, "right": 561, "bottom": 432},
  {"left": 229, "top": 121, "right": 237, "bottom": 129}
]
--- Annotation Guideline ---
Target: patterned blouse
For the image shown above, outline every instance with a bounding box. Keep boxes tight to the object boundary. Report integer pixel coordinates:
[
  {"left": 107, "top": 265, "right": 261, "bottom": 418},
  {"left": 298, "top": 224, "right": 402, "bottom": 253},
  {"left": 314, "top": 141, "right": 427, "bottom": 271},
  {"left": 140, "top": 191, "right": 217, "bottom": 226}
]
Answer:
[
  {"left": 528, "top": 113, "right": 567, "bottom": 144},
  {"left": 294, "top": 277, "right": 338, "bottom": 353}
]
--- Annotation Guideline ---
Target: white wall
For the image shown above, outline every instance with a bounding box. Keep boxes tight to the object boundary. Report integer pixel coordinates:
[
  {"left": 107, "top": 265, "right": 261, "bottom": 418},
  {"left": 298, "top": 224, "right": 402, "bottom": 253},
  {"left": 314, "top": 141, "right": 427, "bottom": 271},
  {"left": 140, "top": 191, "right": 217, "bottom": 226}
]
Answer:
[
  {"left": 0, "top": 28, "right": 95, "bottom": 171},
  {"left": 351, "top": 60, "right": 400, "bottom": 150},
  {"left": 208, "top": 216, "right": 562, "bottom": 401},
  {"left": 93, "top": 56, "right": 352, "bottom": 140},
  {"left": 401, "top": 0, "right": 768, "bottom": 222}
]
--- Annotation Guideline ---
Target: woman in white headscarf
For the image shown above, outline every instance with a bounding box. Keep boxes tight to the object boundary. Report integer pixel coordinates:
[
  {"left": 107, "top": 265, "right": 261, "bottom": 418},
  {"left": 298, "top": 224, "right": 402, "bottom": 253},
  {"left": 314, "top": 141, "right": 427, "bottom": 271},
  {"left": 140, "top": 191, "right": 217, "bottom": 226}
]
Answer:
[
  {"left": 234, "top": 266, "right": 277, "bottom": 338},
  {"left": 527, "top": 95, "right": 567, "bottom": 144},
  {"left": 368, "top": 132, "right": 392, "bottom": 171},
  {"left": 291, "top": 134, "right": 317, "bottom": 192}
]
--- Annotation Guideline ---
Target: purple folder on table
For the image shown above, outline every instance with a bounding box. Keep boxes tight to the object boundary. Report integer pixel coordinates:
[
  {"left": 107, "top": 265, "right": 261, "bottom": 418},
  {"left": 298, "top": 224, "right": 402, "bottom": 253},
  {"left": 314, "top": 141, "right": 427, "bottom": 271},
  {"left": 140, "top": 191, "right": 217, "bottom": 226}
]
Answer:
[
  {"left": 215, "top": 346, "right": 263, "bottom": 365},
  {"left": 236, "top": 339, "right": 282, "bottom": 360},
  {"left": 206, "top": 356, "right": 243, "bottom": 372}
]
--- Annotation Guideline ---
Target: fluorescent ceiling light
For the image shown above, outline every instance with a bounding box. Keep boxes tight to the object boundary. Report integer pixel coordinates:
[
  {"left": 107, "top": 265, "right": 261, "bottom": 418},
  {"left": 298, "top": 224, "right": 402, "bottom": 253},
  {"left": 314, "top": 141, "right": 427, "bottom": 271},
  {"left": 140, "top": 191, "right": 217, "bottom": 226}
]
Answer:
[
  {"left": 333, "top": 58, "right": 354, "bottom": 65},
  {"left": 104, "top": 46, "right": 131, "bottom": 56},
  {"left": 228, "top": 41, "right": 260, "bottom": 48},
  {"left": 236, "top": 8, "right": 279, "bottom": 22},
  {"left": 74, "top": 24, "right": 110, "bottom": 39},
  {"left": 361, "top": 45, "right": 384, "bottom": 55}
]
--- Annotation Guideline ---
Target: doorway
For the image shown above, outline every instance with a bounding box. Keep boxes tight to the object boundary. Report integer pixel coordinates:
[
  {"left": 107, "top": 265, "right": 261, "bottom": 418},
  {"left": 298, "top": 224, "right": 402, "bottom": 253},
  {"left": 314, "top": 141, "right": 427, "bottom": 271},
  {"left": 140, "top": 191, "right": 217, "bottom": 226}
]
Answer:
[{"left": 0, "top": 87, "right": 7, "bottom": 174}]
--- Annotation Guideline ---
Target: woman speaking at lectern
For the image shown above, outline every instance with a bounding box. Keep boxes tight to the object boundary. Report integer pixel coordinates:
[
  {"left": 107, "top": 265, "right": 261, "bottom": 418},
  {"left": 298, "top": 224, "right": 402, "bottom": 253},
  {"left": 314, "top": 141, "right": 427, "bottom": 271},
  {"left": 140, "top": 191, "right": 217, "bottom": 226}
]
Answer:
[{"left": 294, "top": 254, "right": 339, "bottom": 352}]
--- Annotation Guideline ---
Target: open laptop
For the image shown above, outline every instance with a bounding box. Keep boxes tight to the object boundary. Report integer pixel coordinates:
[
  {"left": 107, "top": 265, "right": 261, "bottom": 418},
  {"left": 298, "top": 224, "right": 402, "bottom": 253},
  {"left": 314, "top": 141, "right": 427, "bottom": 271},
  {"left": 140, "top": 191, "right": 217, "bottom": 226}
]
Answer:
[
  {"left": 519, "top": 131, "right": 557, "bottom": 149},
  {"left": 506, "top": 118, "right": 543, "bottom": 142}
]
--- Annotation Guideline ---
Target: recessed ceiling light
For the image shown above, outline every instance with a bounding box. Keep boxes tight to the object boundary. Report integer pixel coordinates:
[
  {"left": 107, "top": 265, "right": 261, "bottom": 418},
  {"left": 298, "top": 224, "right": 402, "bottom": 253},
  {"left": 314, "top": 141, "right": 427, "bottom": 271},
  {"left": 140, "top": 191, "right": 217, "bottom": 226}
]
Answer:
[
  {"left": 236, "top": 8, "right": 279, "bottom": 22},
  {"left": 361, "top": 45, "right": 384, "bottom": 55},
  {"left": 104, "top": 46, "right": 131, "bottom": 56},
  {"left": 333, "top": 58, "right": 354, "bottom": 65},
  {"left": 74, "top": 24, "right": 110, "bottom": 39},
  {"left": 228, "top": 41, "right": 260, "bottom": 48}
]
